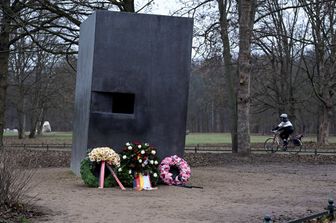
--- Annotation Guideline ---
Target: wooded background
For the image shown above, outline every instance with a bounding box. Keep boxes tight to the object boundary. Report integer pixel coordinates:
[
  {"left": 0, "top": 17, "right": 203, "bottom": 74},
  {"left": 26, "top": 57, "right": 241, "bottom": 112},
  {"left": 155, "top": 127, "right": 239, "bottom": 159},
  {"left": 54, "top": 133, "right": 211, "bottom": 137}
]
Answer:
[{"left": 1, "top": 0, "right": 335, "bottom": 151}]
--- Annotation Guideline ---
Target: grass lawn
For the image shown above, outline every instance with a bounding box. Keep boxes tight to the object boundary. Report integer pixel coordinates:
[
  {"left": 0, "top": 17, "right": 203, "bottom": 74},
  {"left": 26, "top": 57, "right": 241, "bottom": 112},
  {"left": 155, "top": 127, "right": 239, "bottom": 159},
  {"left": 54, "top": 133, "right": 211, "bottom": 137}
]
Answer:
[
  {"left": 185, "top": 133, "right": 270, "bottom": 145},
  {"left": 185, "top": 133, "right": 336, "bottom": 145},
  {"left": 3, "top": 132, "right": 336, "bottom": 145},
  {"left": 3, "top": 132, "right": 73, "bottom": 144}
]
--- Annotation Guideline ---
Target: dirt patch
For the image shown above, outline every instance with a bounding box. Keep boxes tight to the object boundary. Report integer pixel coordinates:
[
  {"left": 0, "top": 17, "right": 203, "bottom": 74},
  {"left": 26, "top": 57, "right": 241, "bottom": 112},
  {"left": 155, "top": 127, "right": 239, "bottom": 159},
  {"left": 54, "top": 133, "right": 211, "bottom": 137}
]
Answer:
[
  {"left": 24, "top": 161, "right": 336, "bottom": 223},
  {"left": 3, "top": 151, "right": 336, "bottom": 222}
]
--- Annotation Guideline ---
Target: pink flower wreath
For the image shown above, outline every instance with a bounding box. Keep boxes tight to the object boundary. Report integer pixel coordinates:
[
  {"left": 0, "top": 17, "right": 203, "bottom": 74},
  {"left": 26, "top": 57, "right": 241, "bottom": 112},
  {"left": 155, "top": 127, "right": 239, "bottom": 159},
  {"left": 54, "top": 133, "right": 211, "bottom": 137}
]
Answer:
[{"left": 159, "top": 155, "right": 191, "bottom": 185}]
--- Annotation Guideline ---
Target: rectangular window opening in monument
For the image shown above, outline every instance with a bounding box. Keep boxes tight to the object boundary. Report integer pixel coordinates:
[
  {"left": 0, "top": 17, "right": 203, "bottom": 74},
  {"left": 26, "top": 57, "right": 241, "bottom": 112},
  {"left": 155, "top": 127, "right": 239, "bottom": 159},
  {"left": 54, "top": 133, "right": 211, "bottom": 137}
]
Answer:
[{"left": 112, "top": 92, "right": 135, "bottom": 114}]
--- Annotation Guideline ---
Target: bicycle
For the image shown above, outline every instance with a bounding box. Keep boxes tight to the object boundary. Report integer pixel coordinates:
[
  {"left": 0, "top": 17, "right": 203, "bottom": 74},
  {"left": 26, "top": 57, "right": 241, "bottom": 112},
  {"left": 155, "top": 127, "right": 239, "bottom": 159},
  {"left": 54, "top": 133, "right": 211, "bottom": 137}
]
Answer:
[{"left": 264, "top": 131, "right": 304, "bottom": 154}]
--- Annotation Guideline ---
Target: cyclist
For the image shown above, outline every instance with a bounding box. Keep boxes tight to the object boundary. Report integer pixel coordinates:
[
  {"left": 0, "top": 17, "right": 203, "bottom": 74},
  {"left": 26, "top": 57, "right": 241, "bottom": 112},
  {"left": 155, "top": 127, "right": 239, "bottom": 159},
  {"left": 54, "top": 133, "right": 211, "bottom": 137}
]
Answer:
[{"left": 272, "top": 113, "right": 294, "bottom": 147}]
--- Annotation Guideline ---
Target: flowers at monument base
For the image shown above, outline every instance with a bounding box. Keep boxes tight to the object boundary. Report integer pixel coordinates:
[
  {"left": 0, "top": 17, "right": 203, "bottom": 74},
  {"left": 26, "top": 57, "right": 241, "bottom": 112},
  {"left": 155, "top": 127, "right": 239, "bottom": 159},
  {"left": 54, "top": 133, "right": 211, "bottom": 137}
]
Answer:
[
  {"left": 88, "top": 147, "right": 120, "bottom": 166},
  {"left": 159, "top": 155, "right": 191, "bottom": 186},
  {"left": 118, "top": 141, "right": 160, "bottom": 187},
  {"left": 80, "top": 147, "right": 121, "bottom": 188},
  {"left": 133, "top": 172, "right": 156, "bottom": 191},
  {"left": 80, "top": 158, "right": 117, "bottom": 188}
]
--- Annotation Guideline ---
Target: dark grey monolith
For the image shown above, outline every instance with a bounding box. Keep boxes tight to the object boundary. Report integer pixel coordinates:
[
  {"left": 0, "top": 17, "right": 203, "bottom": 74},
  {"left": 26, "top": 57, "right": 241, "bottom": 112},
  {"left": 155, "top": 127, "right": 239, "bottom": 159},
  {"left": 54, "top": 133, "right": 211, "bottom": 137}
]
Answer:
[{"left": 71, "top": 11, "right": 193, "bottom": 175}]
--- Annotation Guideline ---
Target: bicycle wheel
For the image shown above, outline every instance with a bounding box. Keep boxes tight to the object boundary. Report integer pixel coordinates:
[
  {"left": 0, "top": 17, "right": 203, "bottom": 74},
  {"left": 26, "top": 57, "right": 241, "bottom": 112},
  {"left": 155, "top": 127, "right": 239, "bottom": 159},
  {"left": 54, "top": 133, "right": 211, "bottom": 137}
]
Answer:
[
  {"left": 264, "top": 138, "right": 279, "bottom": 153},
  {"left": 286, "top": 140, "right": 302, "bottom": 154}
]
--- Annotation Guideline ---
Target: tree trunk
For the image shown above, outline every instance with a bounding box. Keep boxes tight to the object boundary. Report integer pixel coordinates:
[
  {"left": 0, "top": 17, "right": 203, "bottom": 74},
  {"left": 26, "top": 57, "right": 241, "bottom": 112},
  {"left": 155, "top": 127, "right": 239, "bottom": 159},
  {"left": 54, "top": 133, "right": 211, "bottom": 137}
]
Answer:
[
  {"left": 237, "top": 0, "right": 256, "bottom": 155},
  {"left": 29, "top": 107, "right": 45, "bottom": 138},
  {"left": 37, "top": 120, "right": 44, "bottom": 135},
  {"left": 237, "top": 66, "right": 251, "bottom": 156},
  {"left": 17, "top": 109, "right": 25, "bottom": 139},
  {"left": 37, "top": 108, "right": 45, "bottom": 136},
  {"left": 0, "top": 0, "right": 11, "bottom": 149},
  {"left": 0, "top": 51, "right": 9, "bottom": 148},
  {"left": 231, "top": 107, "right": 238, "bottom": 153},
  {"left": 210, "top": 100, "right": 214, "bottom": 131},
  {"left": 217, "top": 0, "right": 238, "bottom": 153},
  {"left": 215, "top": 110, "right": 221, "bottom": 132},
  {"left": 28, "top": 118, "right": 38, "bottom": 138},
  {"left": 316, "top": 109, "right": 320, "bottom": 142},
  {"left": 17, "top": 89, "right": 26, "bottom": 139},
  {"left": 318, "top": 105, "right": 331, "bottom": 145}
]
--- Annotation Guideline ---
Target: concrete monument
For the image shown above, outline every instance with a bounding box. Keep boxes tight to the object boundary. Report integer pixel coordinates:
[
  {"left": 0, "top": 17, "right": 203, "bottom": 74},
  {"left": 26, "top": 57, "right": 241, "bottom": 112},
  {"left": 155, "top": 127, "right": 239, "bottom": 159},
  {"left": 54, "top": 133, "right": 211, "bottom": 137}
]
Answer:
[{"left": 71, "top": 11, "right": 193, "bottom": 175}]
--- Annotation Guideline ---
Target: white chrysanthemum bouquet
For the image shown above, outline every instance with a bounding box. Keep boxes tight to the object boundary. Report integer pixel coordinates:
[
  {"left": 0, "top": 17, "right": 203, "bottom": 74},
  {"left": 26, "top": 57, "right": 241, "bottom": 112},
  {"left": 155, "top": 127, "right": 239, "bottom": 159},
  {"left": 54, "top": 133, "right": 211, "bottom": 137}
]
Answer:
[{"left": 88, "top": 147, "right": 120, "bottom": 167}]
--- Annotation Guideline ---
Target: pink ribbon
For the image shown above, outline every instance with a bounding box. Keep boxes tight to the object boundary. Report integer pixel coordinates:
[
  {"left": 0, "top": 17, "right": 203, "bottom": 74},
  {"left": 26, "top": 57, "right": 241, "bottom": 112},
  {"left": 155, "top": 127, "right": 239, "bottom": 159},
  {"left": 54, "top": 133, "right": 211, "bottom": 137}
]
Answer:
[
  {"left": 106, "top": 164, "right": 126, "bottom": 190},
  {"left": 98, "top": 161, "right": 105, "bottom": 189}
]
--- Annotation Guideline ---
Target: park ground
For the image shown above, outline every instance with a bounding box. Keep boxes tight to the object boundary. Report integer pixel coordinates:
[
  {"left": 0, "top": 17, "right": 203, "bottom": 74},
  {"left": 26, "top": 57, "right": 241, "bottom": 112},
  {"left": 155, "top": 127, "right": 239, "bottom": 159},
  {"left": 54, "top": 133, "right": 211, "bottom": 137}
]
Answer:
[
  {"left": 24, "top": 155, "right": 336, "bottom": 223},
  {"left": 2, "top": 133, "right": 336, "bottom": 223}
]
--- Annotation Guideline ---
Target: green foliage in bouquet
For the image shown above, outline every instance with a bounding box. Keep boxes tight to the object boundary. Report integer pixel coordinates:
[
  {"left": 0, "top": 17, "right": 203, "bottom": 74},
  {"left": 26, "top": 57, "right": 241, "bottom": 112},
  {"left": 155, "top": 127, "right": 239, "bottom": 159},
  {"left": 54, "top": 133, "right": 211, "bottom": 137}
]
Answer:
[
  {"left": 116, "top": 166, "right": 134, "bottom": 187},
  {"left": 80, "top": 158, "right": 117, "bottom": 187},
  {"left": 118, "top": 141, "right": 160, "bottom": 186}
]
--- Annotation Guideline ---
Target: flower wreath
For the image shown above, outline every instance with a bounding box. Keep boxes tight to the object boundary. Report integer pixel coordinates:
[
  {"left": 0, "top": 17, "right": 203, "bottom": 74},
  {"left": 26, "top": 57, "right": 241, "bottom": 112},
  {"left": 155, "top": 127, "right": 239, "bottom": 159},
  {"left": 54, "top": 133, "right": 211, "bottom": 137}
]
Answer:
[
  {"left": 117, "top": 141, "right": 160, "bottom": 187},
  {"left": 159, "top": 155, "right": 191, "bottom": 185},
  {"left": 80, "top": 158, "right": 117, "bottom": 187},
  {"left": 88, "top": 147, "right": 120, "bottom": 165},
  {"left": 80, "top": 147, "right": 120, "bottom": 187}
]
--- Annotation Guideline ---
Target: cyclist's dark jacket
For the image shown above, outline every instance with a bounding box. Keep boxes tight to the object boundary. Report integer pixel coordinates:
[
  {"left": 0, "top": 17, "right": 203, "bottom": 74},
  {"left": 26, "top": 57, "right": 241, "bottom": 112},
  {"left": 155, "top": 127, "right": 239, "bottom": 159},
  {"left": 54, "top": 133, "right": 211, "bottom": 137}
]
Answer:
[{"left": 273, "top": 120, "right": 294, "bottom": 139}]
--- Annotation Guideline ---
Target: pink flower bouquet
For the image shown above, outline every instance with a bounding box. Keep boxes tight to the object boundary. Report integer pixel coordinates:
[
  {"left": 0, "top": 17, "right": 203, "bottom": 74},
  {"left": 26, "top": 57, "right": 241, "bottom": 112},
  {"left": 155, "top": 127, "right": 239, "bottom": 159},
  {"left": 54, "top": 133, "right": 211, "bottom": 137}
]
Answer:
[{"left": 159, "top": 155, "right": 191, "bottom": 185}]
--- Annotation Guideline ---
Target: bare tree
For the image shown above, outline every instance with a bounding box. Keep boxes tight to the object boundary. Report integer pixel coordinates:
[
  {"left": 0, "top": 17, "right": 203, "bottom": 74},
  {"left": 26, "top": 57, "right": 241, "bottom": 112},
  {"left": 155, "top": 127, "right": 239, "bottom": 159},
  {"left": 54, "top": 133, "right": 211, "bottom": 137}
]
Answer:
[
  {"left": 26, "top": 43, "right": 61, "bottom": 138},
  {"left": 237, "top": 0, "right": 257, "bottom": 155},
  {"left": 299, "top": 0, "right": 336, "bottom": 144},
  {"left": 251, "top": 0, "right": 312, "bottom": 120},
  {"left": 177, "top": 0, "right": 240, "bottom": 151},
  {"left": 217, "top": 0, "right": 239, "bottom": 152},
  {"left": 7, "top": 37, "right": 35, "bottom": 139},
  {"left": 0, "top": 0, "right": 154, "bottom": 148}
]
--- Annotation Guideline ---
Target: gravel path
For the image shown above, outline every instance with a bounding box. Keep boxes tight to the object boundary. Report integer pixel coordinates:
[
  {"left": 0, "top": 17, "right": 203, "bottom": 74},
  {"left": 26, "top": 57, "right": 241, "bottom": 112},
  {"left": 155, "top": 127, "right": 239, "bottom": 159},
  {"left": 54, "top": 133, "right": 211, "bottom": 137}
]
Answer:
[{"left": 29, "top": 162, "right": 336, "bottom": 223}]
